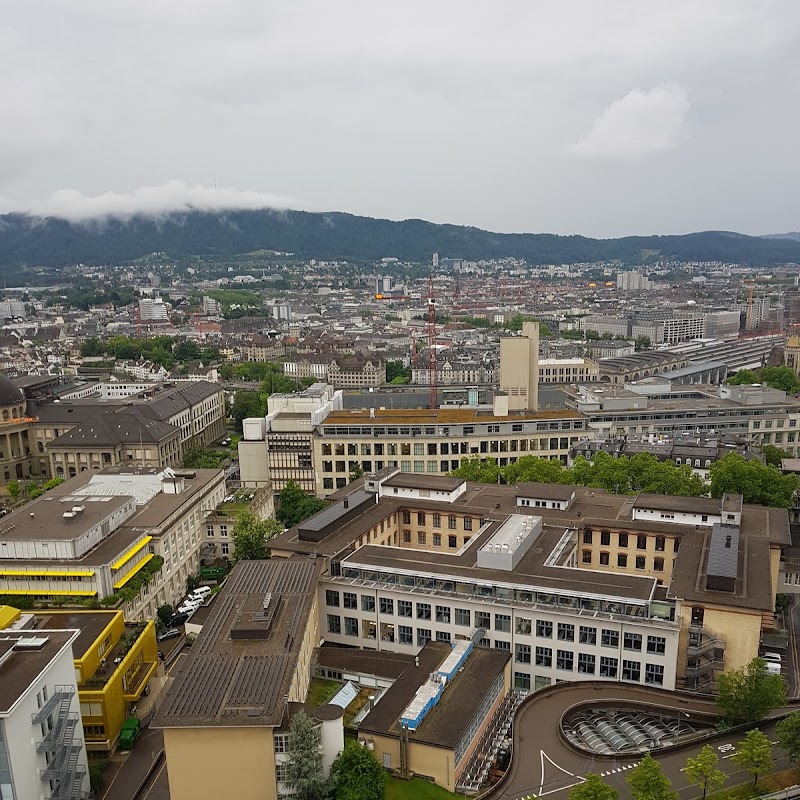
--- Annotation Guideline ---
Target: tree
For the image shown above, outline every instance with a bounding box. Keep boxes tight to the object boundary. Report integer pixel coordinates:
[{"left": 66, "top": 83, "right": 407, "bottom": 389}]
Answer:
[
  {"left": 329, "top": 741, "right": 385, "bottom": 800},
  {"left": 386, "top": 360, "right": 411, "bottom": 384},
  {"left": 232, "top": 511, "right": 282, "bottom": 562},
  {"left": 626, "top": 753, "right": 676, "bottom": 800},
  {"left": 626, "top": 753, "right": 675, "bottom": 800},
  {"left": 277, "top": 481, "right": 327, "bottom": 527},
  {"left": 230, "top": 390, "right": 267, "bottom": 431},
  {"left": 710, "top": 453, "right": 799, "bottom": 508},
  {"left": 569, "top": 774, "right": 618, "bottom": 800},
  {"left": 762, "top": 444, "right": 791, "bottom": 467},
  {"left": 502, "top": 455, "right": 571, "bottom": 485},
  {"left": 731, "top": 729, "right": 774, "bottom": 787},
  {"left": 349, "top": 463, "right": 364, "bottom": 483},
  {"left": 727, "top": 369, "right": 760, "bottom": 386},
  {"left": 7, "top": 480, "right": 19, "bottom": 500},
  {"left": 183, "top": 447, "right": 226, "bottom": 469},
  {"left": 449, "top": 456, "right": 502, "bottom": 484},
  {"left": 157, "top": 604, "right": 174, "bottom": 628},
  {"left": 684, "top": 745, "right": 725, "bottom": 800},
  {"left": 286, "top": 710, "right": 329, "bottom": 800},
  {"left": 635, "top": 335, "right": 651, "bottom": 351},
  {"left": 777, "top": 712, "right": 800, "bottom": 764},
  {"left": 716, "top": 658, "right": 786, "bottom": 725},
  {"left": 760, "top": 366, "right": 800, "bottom": 394}
]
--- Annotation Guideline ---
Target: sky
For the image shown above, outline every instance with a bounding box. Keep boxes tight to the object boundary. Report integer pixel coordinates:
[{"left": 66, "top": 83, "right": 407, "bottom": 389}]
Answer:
[{"left": 1, "top": 1, "right": 799, "bottom": 238}]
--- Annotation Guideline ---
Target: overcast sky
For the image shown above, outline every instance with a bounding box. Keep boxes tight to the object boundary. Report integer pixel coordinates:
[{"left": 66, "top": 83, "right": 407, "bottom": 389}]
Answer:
[{"left": 1, "top": 1, "right": 799, "bottom": 237}]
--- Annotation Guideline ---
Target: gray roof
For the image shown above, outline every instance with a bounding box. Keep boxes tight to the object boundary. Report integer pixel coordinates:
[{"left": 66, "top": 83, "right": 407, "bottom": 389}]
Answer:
[
  {"left": 516, "top": 482, "right": 576, "bottom": 501},
  {"left": 707, "top": 524, "right": 740, "bottom": 579},
  {"left": 0, "top": 373, "right": 24, "bottom": 406},
  {"left": 633, "top": 494, "right": 722, "bottom": 515},
  {"left": 48, "top": 411, "right": 178, "bottom": 448},
  {"left": 153, "top": 559, "right": 321, "bottom": 729},
  {"left": 384, "top": 474, "right": 464, "bottom": 492}
]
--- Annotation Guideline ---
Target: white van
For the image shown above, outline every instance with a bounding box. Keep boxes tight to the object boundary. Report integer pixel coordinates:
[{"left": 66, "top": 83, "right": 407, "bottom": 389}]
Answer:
[
  {"left": 761, "top": 652, "right": 783, "bottom": 664},
  {"left": 190, "top": 586, "right": 212, "bottom": 601},
  {"left": 765, "top": 661, "right": 783, "bottom": 675}
]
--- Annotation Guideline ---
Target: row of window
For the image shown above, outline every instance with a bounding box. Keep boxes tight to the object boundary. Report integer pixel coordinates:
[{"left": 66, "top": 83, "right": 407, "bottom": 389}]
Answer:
[
  {"left": 321, "top": 421, "right": 582, "bottom": 439},
  {"left": 582, "top": 551, "right": 666, "bottom": 571},
  {"left": 401, "top": 511, "right": 473, "bottom": 530},
  {"left": 583, "top": 531, "right": 677, "bottom": 552},
  {"left": 401, "top": 531, "right": 469, "bottom": 548}
]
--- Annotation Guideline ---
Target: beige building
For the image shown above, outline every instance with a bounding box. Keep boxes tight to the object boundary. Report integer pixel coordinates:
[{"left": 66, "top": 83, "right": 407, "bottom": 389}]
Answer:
[
  {"left": 500, "top": 321, "right": 539, "bottom": 411},
  {"left": 539, "top": 357, "right": 599, "bottom": 384},
  {"left": 0, "top": 375, "right": 36, "bottom": 482},
  {"left": 326, "top": 355, "right": 385, "bottom": 388}
]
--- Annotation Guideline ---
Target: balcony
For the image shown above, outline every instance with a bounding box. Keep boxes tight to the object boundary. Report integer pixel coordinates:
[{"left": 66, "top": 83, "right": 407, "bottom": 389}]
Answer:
[{"left": 122, "top": 659, "right": 158, "bottom": 702}]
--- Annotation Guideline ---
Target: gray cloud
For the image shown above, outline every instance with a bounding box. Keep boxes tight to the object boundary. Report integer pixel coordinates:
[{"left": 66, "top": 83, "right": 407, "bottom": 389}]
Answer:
[{"left": 2, "top": 1, "right": 800, "bottom": 237}]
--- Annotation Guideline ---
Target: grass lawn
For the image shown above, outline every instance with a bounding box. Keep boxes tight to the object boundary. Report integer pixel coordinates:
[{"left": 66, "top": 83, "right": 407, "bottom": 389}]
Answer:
[
  {"left": 218, "top": 501, "right": 250, "bottom": 517},
  {"left": 305, "top": 677, "right": 341, "bottom": 708},
  {"left": 385, "top": 776, "right": 461, "bottom": 800}
]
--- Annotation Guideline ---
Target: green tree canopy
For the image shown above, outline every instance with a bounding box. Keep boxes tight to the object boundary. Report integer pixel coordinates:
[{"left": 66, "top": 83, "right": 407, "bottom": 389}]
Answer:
[
  {"left": 386, "top": 360, "right": 412, "bottom": 383},
  {"left": 727, "top": 369, "right": 761, "bottom": 386},
  {"left": 230, "top": 390, "right": 268, "bottom": 431},
  {"left": 777, "top": 712, "right": 800, "bottom": 764},
  {"left": 285, "top": 710, "right": 329, "bottom": 800},
  {"left": 727, "top": 366, "right": 800, "bottom": 394},
  {"left": 731, "top": 729, "right": 774, "bottom": 787},
  {"left": 502, "top": 455, "right": 572, "bottom": 485},
  {"left": 569, "top": 774, "right": 619, "bottom": 800},
  {"left": 626, "top": 753, "right": 676, "bottom": 800},
  {"left": 762, "top": 444, "right": 790, "bottom": 467},
  {"left": 329, "top": 742, "right": 386, "bottom": 800},
  {"left": 716, "top": 657, "right": 786, "bottom": 725},
  {"left": 231, "top": 511, "right": 282, "bottom": 562},
  {"left": 450, "top": 456, "right": 502, "bottom": 484},
  {"left": 182, "top": 447, "right": 226, "bottom": 469},
  {"left": 684, "top": 745, "right": 726, "bottom": 800},
  {"left": 709, "top": 453, "right": 799, "bottom": 508},
  {"left": 349, "top": 463, "right": 364, "bottom": 482},
  {"left": 277, "top": 481, "right": 327, "bottom": 527}
]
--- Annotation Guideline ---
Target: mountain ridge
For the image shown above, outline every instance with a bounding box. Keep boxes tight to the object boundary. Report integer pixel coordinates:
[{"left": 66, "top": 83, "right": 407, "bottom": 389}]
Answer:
[{"left": 1, "top": 208, "right": 799, "bottom": 269}]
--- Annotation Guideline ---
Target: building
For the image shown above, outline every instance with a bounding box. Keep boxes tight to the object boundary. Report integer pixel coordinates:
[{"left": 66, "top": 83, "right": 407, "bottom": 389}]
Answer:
[
  {"left": 538, "top": 357, "right": 598, "bottom": 384},
  {"left": 2, "top": 607, "right": 158, "bottom": 753},
  {"left": 588, "top": 341, "right": 636, "bottom": 359},
  {"left": 617, "top": 270, "right": 654, "bottom": 292},
  {"left": 412, "top": 358, "right": 497, "bottom": 387},
  {"left": 580, "top": 316, "right": 632, "bottom": 338},
  {"left": 153, "top": 560, "right": 326, "bottom": 800},
  {"left": 784, "top": 334, "right": 800, "bottom": 375},
  {"left": 0, "top": 466, "right": 226, "bottom": 621},
  {"left": 202, "top": 485, "right": 275, "bottom": 562},
  {"left": 137, "top": 298, "right": 169, "bottom": 323},
  {"left": 0, "top": 374, "right": 36, "bottom": 482},
  {"left": 270, "top": 471, "right": 787, "bottom": 697},
  {"left": 499, "top": 321, "right": 539, "bottom": 411},
  {"left": 0, "top": 623, "right": 90, "bottom": 800},
  {"left": 326, "top": 355, "right": 385, "bottom": 389}
]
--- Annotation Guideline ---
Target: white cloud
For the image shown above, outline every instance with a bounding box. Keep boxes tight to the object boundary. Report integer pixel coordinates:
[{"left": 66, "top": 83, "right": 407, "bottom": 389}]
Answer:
[
  {"left": 0, "top": 180, "right": 296, "bottom": 221},
  {"left": 570, "top": 83, "right": 690, "bottom": 160}
]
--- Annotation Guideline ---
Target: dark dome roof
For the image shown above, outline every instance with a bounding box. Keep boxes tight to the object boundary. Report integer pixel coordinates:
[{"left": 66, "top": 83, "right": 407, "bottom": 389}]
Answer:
[{"left": 0, "top": 374, "right": 24, "bottom": 406}]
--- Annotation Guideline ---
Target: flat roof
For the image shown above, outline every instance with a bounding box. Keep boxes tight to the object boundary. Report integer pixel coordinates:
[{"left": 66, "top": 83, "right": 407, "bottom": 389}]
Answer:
[
  {"left": 633, "top": 494, "right": 722, "bottom": 515},
  {"left": 0, "top": 630, "right": 76, "bottom": 714},
  {"left": 322, "top": 408, "right": 582, "bottom": 425},
  {"left": 516, "top": 482, "right": 576, "bottom": 501},
  {"left": 30, "top": 611, "right": 117, "bottom": 658},
  {"left": 384, "top": 474, "right": 464, "bottom": 492},
  {"left": 153, "top": 559, "right": 321, "bottom": 729}
]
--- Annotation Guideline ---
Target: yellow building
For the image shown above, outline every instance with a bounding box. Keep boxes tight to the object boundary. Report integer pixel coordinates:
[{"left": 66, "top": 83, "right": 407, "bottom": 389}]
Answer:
[
  {"left": 0, "top": 606, "right": 158, "bottom": 751},
  {"left": 500, "top": 320, "right": 539, "bottom": 411}
]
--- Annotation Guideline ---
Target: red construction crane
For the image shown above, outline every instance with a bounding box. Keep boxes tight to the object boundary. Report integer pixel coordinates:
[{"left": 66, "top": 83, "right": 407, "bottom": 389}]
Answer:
[{"left": 427, "top": 273, "right": 437, "bottom": 409}]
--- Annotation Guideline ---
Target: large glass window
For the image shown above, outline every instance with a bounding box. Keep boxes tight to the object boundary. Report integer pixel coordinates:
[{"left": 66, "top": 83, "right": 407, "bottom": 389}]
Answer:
[
  {"left": 476, "top": 610, "right": 491, "bottom": 629},
  {"left": 327, "top": 614, "right": 341, "bottom": 634},
  {"left": 398, "top": 625, "right": 413, "bottom": 645},
  {"left": 601, "top": 629, "right": 619, "bottom": 647},
  {"left": 514, "top": 672, "right": 531, "bottom": 691},
  {"left": 436, "top": 606, "right": 451, "bottom": 624},
  {"left": 417, "top": 628, "right": 431, "bottom": 646},
  {"left": 645, "top": 663, "right": 664, "bottom": 685},
  {"left": 325, "top": 590, "right": 339, "bottom": 607},
  {"left": 647, "top": 635, "right": 666, "bottom": 654},
  {"left": 600, "top": 656, "right": 618, "bottom": 678},
  {"left": 515, "top": 644, "right": 532, "bottom": 664},
  {"left": 577, "top": 653, "right": 596, "bottom": 674},
  {"left": 417, "top": 603, "right": 431, "bottom": 620},
  {"left": 536, "top": 620, "right": 553, "bottom": 638},
  {"left": 557, "top": 623, "right": 574, "bottom": 641},
  {"left": 516, "top": 617, "right": 532, "bottom": 635},
  {"left": 579, "top": 626, "right": 596, "bottom": 645},
  {"left": 344, "top": 617, "right": 358, "bottom": 636},
  {"left": 455, "top": 608, "right": 471, "bottom": 626},
  {"left": 361, "top": 595, "right": 375, "bottom": 613},
  {"left": 622, "top": 660, "right": 641, "bottom": 681},
  {"left": 398, "top": 599, "right": 412, "bottom": 617},
  {"left": 379, "top": 597, "right": 394, "bottom": 615},
  {"left": 556, "top": 650, "right": 574, "bottom": 671},
  {"left": 343, "top": 592, "right": 357, "bottom": 610},
  {"left": 535, "top": 646, "right": 552, "bottom": 667},
  {"left": 624, "top": 632, "right": 642, "bottom": 651}
]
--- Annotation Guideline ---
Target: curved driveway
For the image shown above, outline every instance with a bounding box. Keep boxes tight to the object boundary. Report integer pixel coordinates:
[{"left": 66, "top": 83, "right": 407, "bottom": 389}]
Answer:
[{"left": 488, "top": 682, "right": 791, "bottom": 800}]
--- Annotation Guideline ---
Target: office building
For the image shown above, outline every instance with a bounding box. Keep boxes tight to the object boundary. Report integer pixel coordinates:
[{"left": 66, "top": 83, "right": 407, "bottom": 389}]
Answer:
[
  {"left": 617, "top": 270, "right": 654, "bottom": 292},
  {"left": 499, "top": 321, "right": 539, "bottom": 411},
  {"left": 137, "top": 298, "right": 169, "bottom": 323}
]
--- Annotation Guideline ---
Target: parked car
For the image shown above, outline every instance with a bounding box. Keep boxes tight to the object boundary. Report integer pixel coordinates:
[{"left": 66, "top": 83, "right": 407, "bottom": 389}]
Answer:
[
  {"left": 157, "top": 628, "right": 181, "bottom": 642},
  {"left": 761, "top": 652, "right": 783, "bottom": 664},
  {"left": 221, "top": 437, "right": 232, "bottom": 446},
  {"left": 169, "top": 612, "right": 189, "bottom": 627},
  {"left": 190, "top": 586, "right": 212, "bottom": 601},
  {"left": 765, "top": 661, "right": 783, "bottom": 675},
  {"left": 176, "top": 602, "right": 199, "bottom": 616}
]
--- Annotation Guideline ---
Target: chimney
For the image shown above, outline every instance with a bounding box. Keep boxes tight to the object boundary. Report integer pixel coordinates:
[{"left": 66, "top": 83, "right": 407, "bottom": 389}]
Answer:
[
  {"left": 725, "top": 535, "right": 732, "bottom": 548},
  {"left": 343, "top": 498, "right": 349, "bottom": 509}
]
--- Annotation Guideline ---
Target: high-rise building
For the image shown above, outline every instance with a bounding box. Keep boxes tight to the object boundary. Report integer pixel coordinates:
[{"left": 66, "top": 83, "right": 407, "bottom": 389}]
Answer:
[{"left": 500, "top": 321, "right": 539, "bottom": 411}]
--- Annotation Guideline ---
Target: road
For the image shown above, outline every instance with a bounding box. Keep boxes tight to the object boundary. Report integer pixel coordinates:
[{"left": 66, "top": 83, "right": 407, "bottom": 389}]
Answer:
[{"left": 489, "top": 682, "right": 794, "bottom": 800}]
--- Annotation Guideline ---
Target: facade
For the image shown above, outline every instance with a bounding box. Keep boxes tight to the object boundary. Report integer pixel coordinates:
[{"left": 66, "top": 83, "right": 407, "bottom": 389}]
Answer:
[
  {"left": 0, "top": 466, "right": 226, "bottom": 621},
  {"left": 202, "top": 485, "right": 275, "bottom": 562},
  {"left": 412, "top": 359, "right": 497, "bottom": 386},
  {"left": 538, "top": 357, "right": 598, "bottom": 384},
  {"left": 326, "top": 355, "right": 385, "bottom": 388},
  {"left": 588, "top": 341, "right": 636, "bottom": 359},
  {"left": 271, "top": 472, "right": 787, "bottom": 697},
  {"left": 0, "top": 626, "right": 90, "bottom": 800},
  {"left": 580, "top": 315, "right": 632, "bottom": 337},
  {"left": 499, "top": 321, "right": 539, "bottom": 411},
  {"left": 0, "top": 374, "right": 36, "bottom": 482},
  {"left": 617, "top": 270, "right": 654, "bottom": 292},
  {"left": 138, "top": 298, "right": 169, "bottom": 323}
]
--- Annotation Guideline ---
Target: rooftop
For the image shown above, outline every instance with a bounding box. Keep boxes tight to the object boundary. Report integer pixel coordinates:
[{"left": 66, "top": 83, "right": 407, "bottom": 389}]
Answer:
[
  {"left": 322, "top": 407, "right": 582, "bottom": 425},
  {"left": 31, "top": 610, "right": 117, "bottom": 657},
  {"left": 153, "top": 559, "right": 321, "bottom": 729}
]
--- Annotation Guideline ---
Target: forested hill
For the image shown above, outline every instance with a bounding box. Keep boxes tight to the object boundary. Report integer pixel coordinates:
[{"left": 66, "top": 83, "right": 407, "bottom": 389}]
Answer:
[{"left": 1, "top": 208, "right": 800, "bottom": 268}]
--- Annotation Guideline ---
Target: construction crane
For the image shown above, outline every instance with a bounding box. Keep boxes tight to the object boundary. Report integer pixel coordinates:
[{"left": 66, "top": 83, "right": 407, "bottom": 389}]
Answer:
[{"left": 427, "top": 272, "right": 437, "bottom": 409}]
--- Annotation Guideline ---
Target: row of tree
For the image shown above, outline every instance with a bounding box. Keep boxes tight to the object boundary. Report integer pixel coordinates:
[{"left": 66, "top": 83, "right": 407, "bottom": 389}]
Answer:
[
  {"left": 450, "top": 451, "right": 799, "bottom": 508},
  {"left": 80, "top": 335, "right": 220, "bottom": 369},
  {"left": 728, "top": 365, "right": 800, "bottom": 395}
]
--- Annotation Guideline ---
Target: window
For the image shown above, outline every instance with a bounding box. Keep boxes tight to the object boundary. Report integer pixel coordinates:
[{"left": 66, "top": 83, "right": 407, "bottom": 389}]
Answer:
[
  {"left": 219, "top": 525, "right": 228, "bottom": 538},
  {"left": 618, "top": 532, "right": 628, "bottom": 547},
  {"left": 582, "top": 550, "right": 592, "bottom": 564},
  {"left": 495, "top": 640, "right": 511, "bottom": 652},
  {"left": 221, "top": 542, "right": 229, "bottom": 555},
  {"left": 399, "top": 625, "right": 413, "bottom": 645},
  {"left": 557, "top": 623, "right": 574, "bottom": 641},
  {"left": 645, "top": 663, "right": 664, "bottom": 685},
  {"left": 417, "top": 603, "right": 431, "bottom": 620},
  {"left": 516, "top": 643, "right": 532, "bottom": 664},
  {"left": 647, "top": 635, "right": 666, "bottom": 655},
  {"left": 448, "top": 515, "right": 457, "bottom": 530},
  {"left": 515, "top": 617, "right": 532, "bottom": 635},
  {"left": 536, "top": 620, "right": 553, "bottom": 638},
  {"left": 464, "top": 517, "right": 473, "bottom": 531},
  {"left": 655, "top": 536, "right": 666, "bottom": 552},
  {"left": 515, "top": 672, "right": 531, "bottom": 691},
  {"left": 617, "top": 553, "right": 628, "bottom": 568},
  {"left": 600, "top": 656, "right": 618, "bottom": 678},
  {"left": 417, "top": 512, "right": 426, "bottom": 525},
  {"left": 448, "top": 534, "right": 458, "bottom": 548},
  {"left": 578, "top": 653, "right": 596, "bottom": 674},
  {"left": 274, "top": 734, "right": 288, "bottom": 753},
  {"left": 599, "top": 552, "right": 610, "bottom": 566},
  {"left": 583, "top": 530, "right": 593, "bottom": 544},
  {"left": 455, "top": 608, "right": 471, "bottom": 626},
  {"left": 674, "top": 539, "right": 680, "bottom": 553},
  {"left": 624, "top": 632, "right": 642, "bottom": 651},
  {"left": 535, "top": 646, "right": 552, "bottom": 667},
  {"left": 601, "top": 629, "right": 619, "bottom": 648},
  {"left": 495, "top": 614, "right": 511, "bottom": 633},
  {"left": 579, "top": 626, "right": 596, "bottom": 645},
  {"left": 622, "top": 660, "right": 641, "bottom": 682},
  {"left": 417, "top": 531, "right": 426, "bottom": 545},
  {"left": 436, "top": 630, "right": 451, "bottom": 643},
  {"left": 635, "top": 556, "right": 646, "bottom": 570},
  {"left": 206, "top": 525, "right": 214, "bottom": 538},
  {"left": 433, "top": 533, "right": 441, "bottom": 547},
  {"left": 417, "top": 628, "right": 432, "bottom": 646},
  {"left": 380, "top": 597, "right": 394, "bottom": 615},
  {"left": 436, "top": 606, "right": 451, "bottom": 624},
  {"left": 476, "top": 610, "right": 491, "bottom": 629},
  {"left": 344, "top": 617, "right": 358, "bottom": 636},
  {"left": 654, "top": 557, "right": 664, "bottom": 572},
  {"left": 402, "top": 511, "right": 411, "bottom": 525},
  {"left": 362, "top": 595, "right": 375, "bottom": 613},
  {"left": 556, "top": 650, "right": 574, "bottom": 671},
  {"left": 600, "top": 530, "right": 611, "bottom": 546},
  {"left": 327, "top": 614, "right": 341, "bottom": 634},
  {"left": 398, "top": 599, "right": 412, "bottom": 617},
  {"left": 325, "top": 590, "right": 340, "bottom": 607},
  {"left": 402, "top": 530, "right": 411, "bottom": 543}
]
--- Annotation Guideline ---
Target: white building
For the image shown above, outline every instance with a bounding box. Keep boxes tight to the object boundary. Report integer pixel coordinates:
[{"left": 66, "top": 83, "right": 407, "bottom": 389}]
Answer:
[{"left": 138, "top": 299, "right": 170, "bottom": 323}]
